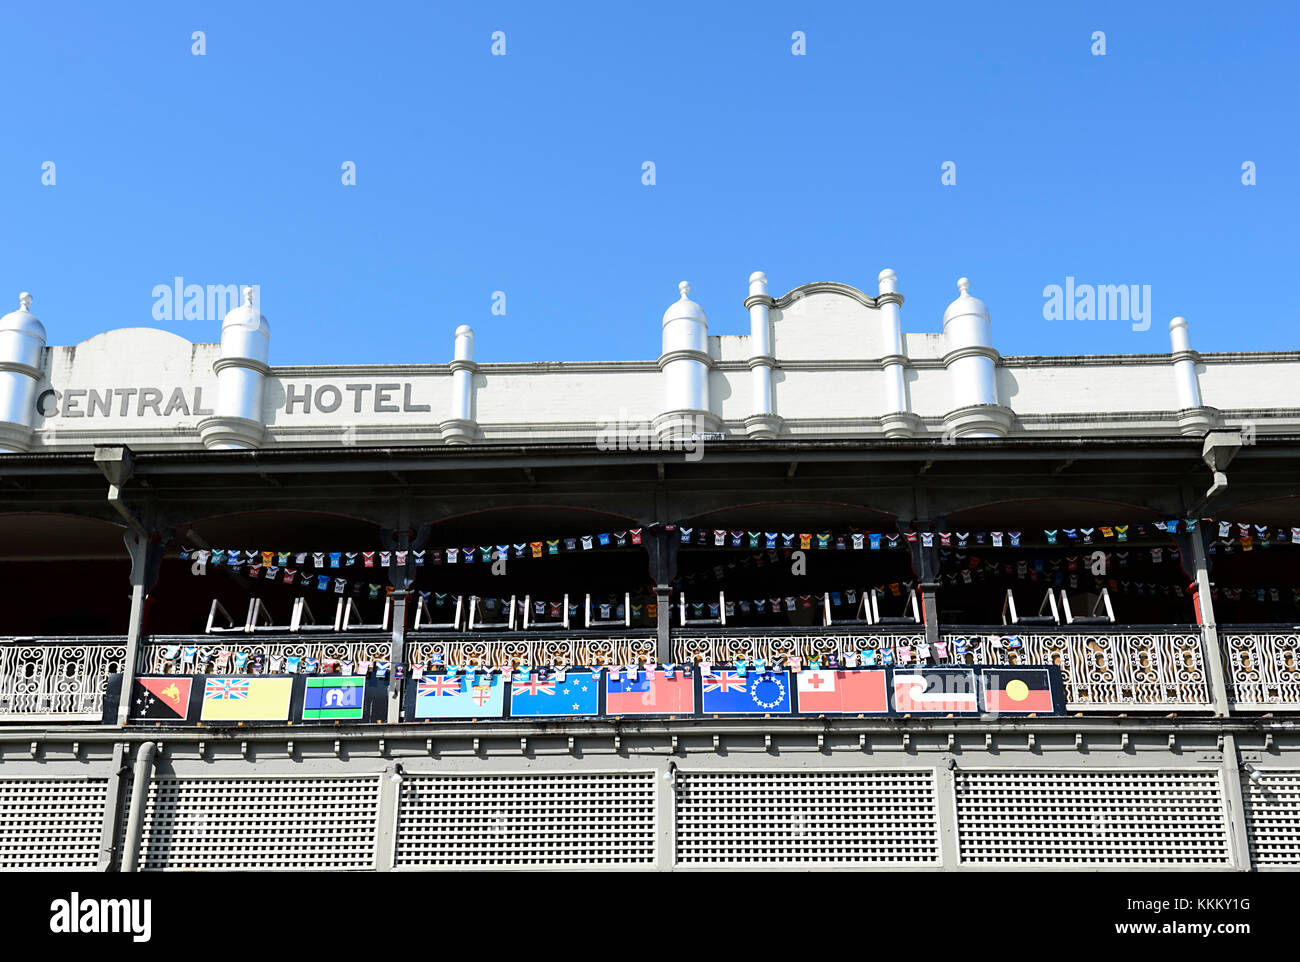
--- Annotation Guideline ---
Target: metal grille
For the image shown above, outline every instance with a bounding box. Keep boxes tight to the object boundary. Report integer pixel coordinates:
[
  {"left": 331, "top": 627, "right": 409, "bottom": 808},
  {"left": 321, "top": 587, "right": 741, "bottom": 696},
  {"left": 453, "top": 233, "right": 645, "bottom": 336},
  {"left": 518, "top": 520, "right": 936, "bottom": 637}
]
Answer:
[
  {"left": 955, "top": 770, "right": 1230, "bottom": 865},
  {"left": 0, "top": 638, "right": 125, "bottom": 719},
  {"left": 1242, "top": 769, "right": 1300, "bottom": 865},
  {"left": 135, "top": 775, "right": 381, "bottom": 870},
  {"left": 675, "top": 633, "right": 925, "bottom": 665},
  {"left": 941, "top": 631, "right": 1210, "bottom": 710},
  {"left": 675, "top": 770, "right": 939, "bottom": 865},
  {"left": 1221, "top": 631, "right": 1300, "bottom": 708},
  {"left": 141, "top": 634, "right": 390, "bottom": 674},
  {"left": 0, "top": 777, "right": 108, "bottom": 870},
  {"left": 396, "top": 772, "right": 656, "bottom": 867},
  {"left": 408, "top": 635, "right": 657, "bottom": 669}
]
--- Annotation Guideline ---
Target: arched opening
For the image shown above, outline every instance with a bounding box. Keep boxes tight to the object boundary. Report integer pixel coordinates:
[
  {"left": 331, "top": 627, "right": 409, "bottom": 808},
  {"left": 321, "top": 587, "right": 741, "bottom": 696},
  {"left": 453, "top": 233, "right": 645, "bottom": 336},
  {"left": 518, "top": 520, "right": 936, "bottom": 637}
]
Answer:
[{"left": 0, "top": 513, "right": 130, "bottom": 636}]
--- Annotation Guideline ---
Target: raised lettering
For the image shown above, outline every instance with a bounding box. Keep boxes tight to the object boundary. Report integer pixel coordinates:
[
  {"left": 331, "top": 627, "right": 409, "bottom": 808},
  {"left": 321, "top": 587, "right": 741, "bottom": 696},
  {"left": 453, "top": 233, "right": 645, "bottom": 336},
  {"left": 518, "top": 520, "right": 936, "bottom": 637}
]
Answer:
[
  {"left": 86, "top": 389, "right": 111, "bottom": 417},
  {"left": 138, "top": 388, "right": 163, "bottom": 417},
  {"left": 403, "top": 383, "right": 431, "bottom": 412},
  {"left": 285, "top": 384, "right": 311, "bottom": 414},
  {"left": 345, "top": 383, "right": 372, "bottom": 412},
  {"left": 163, "top": 387, "right": 191, "bottom": 417},
  {"left": 62, "top": 388, "right": 86, "bottom": 417},
  {"left": 193, "top": 387, "right": 214, "bottom": 416},
  {"left": 116, "top": 387, "right": 138, "bottom": 416},
  {"left": 374, "top": 383, "right": 400, "bottom": 413},
  {"left": 314, "top": 384, "right": 342, "bottom": 413}
]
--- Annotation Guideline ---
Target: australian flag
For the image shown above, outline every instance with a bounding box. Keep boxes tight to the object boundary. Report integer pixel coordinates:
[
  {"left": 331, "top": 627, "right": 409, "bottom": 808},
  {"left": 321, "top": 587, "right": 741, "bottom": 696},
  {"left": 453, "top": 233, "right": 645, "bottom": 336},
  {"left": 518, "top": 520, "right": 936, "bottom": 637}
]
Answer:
[{"left": 508, "top": 671, "right": 599, "bottom": 717}]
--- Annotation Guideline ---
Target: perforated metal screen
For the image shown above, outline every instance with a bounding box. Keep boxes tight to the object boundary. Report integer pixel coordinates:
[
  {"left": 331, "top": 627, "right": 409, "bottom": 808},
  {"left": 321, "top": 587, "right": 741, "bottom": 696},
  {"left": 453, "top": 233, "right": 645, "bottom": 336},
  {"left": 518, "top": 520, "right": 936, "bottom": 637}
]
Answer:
[
  {"left": 1242, "top": 769, "right": 1300, "bottom": 866},
  {"left": 0, "top": 777, "right": 108, "bottom": 870},
  {"left": 674, "top": 771, "right": 939, "bottom": 865},
  {"left": 134, "top": 775, "right": 381, "bottom": 871},
  {"left": 396, "top": 772, "right": 656, "bottom": 867},
  {"left": 955, "top": 770, "right": 1231, "bottom": 865}
]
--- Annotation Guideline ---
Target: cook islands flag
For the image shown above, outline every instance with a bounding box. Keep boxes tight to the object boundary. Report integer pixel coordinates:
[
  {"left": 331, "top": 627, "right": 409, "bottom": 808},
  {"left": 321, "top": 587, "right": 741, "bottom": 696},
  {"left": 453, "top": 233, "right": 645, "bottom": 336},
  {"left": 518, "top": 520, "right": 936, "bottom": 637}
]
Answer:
[
  {"left": 508, "top": 671, "right": 599, "bottom": 717},
  {"left": 415, "top": 674, "right": 505, "bottom": 719},
  {"left": 701, "top": 670, "right": 792, "bottom": 714}
]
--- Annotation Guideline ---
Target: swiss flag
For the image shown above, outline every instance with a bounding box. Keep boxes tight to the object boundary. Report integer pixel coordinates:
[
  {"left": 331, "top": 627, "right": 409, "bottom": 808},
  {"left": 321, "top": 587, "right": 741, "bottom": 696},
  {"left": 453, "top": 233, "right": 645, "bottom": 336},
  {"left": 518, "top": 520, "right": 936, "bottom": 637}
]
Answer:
[{"left": 796, "top": 669, "right": 888, "bottom": 714}]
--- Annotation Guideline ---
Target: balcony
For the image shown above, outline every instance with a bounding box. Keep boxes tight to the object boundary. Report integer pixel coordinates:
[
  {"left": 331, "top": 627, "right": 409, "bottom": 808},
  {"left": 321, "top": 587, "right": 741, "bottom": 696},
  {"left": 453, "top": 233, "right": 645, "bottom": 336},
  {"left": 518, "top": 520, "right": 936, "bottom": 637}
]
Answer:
[{"left": 1, "top": 626, "right": 1298, "bottom": 721}]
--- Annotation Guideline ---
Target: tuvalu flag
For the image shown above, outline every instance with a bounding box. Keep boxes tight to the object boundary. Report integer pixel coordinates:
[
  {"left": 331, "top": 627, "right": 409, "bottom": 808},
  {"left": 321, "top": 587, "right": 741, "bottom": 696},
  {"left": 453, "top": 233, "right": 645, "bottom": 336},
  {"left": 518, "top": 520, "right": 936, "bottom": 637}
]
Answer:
[
  {"left": 200, "top": 676, "right": 293, "bottom": 721},
  {"left": 132, "top": 676, "right": 193, "bottom": 720},
  {"left": 606, "top": 670, "right": 694, "bottom": 715},
  {"left": 795, "top": 669, "right": 888, "bottom": 714},
  {"left": 415, "top": 674, "right": 505, "bottom": 719},
  {"left": 981, "top": 667, "right": 1057, "bottom": 714}
]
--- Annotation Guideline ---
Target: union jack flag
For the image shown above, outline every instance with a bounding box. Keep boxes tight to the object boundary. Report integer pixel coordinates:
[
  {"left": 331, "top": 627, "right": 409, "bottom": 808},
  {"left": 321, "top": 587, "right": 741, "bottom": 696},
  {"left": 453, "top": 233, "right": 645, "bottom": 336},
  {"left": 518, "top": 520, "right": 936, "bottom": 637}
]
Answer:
[
  {"left": 418, "top": 676, "right": 463, "bottom": 697},
  {"left": 703, "top": 671, "right": 747, "bottom": 694},
  {"left": 205, "top": 679, "right": 249, "bottom": 700},
  {"left": 512, "top": 678, "right": 555, "bottom": 696}
]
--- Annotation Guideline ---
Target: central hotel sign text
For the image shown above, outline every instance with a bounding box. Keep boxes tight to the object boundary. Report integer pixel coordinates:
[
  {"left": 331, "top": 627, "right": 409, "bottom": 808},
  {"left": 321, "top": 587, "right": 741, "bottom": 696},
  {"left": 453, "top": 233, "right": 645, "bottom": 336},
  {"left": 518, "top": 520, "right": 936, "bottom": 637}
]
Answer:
[{"left": 37, "top": 382, "right": 431, "bottom": 418}]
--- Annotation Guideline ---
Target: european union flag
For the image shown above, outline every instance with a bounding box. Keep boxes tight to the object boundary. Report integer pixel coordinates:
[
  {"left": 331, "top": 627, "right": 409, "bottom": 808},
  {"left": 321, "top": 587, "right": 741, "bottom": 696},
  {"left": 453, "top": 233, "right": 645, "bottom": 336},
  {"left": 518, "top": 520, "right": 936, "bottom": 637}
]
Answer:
[
  {"left": 508, "top": 671, "right": 599, "bottom": 717},
  {"left": 700, "top": 670, "right": 792, "bottom": 714}
]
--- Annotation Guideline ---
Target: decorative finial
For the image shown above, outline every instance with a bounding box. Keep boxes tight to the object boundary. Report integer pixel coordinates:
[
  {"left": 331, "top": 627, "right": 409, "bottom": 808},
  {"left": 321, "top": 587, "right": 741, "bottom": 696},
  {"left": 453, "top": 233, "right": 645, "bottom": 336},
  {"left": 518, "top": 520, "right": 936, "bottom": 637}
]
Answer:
[
  {"left": 242, "top": 286, "right": 255, "bottom": 308},
  {"left": 957, "top": 277, "right": 971, "bottom": 296},
  {"left": 679, "top": 281, "right": 691, "bottom": 299},
  {"left": 19, "top": 292, "right": 32, "bottom": 311}
]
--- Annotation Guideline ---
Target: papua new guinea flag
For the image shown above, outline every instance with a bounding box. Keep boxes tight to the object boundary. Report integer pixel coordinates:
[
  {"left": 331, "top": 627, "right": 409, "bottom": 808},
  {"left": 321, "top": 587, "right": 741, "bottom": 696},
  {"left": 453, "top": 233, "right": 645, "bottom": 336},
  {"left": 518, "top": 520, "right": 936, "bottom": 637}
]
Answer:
[
  {"left": 132, "top": 676, "right": 193, "bottom": 720},
  {"left": 700, "top": 670, "right": 792, "bottom": 714},
  {"left": 508, "top": 671, "right": 599, "bottom": 717},
  {"left": 981, "top": 667, "right": 1057, "bottom": 714}
]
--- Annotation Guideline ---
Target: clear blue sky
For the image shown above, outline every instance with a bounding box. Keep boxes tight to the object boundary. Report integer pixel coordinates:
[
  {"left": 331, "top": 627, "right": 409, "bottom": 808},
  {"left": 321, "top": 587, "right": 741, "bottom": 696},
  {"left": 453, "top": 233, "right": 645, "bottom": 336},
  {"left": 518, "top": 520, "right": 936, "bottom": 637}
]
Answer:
[{"left": 2, "top": 2, "right": 1295, "bottom": 364}]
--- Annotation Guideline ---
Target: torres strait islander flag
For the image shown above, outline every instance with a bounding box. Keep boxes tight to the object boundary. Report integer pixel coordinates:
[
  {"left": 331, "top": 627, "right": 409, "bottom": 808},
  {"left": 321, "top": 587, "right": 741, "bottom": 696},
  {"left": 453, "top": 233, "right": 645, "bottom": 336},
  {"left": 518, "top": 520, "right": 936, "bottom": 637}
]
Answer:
[
  {"left": 508, "top": 671, "right": 599, "bottom": 717},
  {"left": 891, "top": 668, "right": 979, "bottom": 714},
  {"left": 701, "top": 670, "right": 791, "bottom": 714},
  {"left": 606, "top": 670, "right": 694, "bottom": 715},
  {"left": 414, "top": 674, "right": 504, "bottom": 719},
  {"left": 981, "top": 667, "right": 1057, "bottom": 714},
  {"left": 795, "top": 669, "right": 888, "bottom": 714}
]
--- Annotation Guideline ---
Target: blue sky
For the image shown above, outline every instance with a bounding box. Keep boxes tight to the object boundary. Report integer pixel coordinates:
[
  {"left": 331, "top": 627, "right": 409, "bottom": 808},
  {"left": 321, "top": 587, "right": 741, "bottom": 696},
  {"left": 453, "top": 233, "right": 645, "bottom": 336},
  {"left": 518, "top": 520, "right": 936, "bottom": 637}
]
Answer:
[{"left": 2, "top": 2, "right": 1295, "bottom": 364}]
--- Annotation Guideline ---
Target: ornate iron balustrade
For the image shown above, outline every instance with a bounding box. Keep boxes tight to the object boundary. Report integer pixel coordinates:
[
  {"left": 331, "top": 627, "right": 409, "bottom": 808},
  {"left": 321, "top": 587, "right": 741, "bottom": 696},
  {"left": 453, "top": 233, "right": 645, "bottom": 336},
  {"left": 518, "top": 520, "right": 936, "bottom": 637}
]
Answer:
[
  {"left": 0, "top": 637, "right": 127, "bottom": 720},
  {"left": 941, "top": 629, "right": 1211, "bottom": 711},
  {"left": 406, "top": 632, "right": 658, "bottom": 668},
  {"left": 1220, "top": 629, "right": 1300, "bottom": 709},
  {"left": 673, "top": 631, "right": 926, "bottom": 665},
  {"left": 139, "top": 634, "right": 392, "bottom": 674}
]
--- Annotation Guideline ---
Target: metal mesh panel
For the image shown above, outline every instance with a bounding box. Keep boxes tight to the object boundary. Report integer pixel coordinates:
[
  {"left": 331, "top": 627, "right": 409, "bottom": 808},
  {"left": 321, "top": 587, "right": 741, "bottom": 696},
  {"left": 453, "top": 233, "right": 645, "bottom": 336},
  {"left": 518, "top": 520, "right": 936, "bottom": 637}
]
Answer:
[
  {"left": 0, "top": 777, "right": 107, "bottom": 870},
  {"left": 955, "top": 770, "right": 1230, "bottom": 865},
  {"left": 396, "top": 772, "right": 656, "bottom": 867},
  {"left": 675, "top": 771, "right": 939, "bottom": 865},
  {"left": 1242, "top": 770, "right": 1300, "bottom": 865},
  {"left": 136, "top": 775, "right": 381, "bottom": 871}
]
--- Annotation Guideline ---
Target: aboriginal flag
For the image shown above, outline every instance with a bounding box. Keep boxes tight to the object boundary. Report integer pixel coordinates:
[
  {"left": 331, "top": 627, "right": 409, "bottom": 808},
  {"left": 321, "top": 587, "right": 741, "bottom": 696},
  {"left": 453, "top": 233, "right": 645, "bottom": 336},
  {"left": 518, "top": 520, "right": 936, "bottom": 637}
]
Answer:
[{"left": 981, "top": 667, "right": 1056, "bottom": 713}]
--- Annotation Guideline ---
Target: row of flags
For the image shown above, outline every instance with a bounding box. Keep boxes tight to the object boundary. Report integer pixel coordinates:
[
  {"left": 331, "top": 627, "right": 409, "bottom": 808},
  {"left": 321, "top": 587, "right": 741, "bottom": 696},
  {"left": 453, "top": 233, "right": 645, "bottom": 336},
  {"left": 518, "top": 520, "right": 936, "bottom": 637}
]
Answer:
[{"left": 177, "top": 518, "right": 1300, "bottom": 575}]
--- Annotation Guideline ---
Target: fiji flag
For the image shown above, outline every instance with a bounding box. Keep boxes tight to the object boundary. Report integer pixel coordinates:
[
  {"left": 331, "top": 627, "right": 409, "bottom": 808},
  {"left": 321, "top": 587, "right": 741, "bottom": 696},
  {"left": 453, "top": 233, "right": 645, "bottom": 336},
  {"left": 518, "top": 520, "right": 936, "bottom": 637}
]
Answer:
[
  {"left": 415, "top": 674, "right": 505, "bottom": 719},
  {"left": 701, "top": 670, "right": 792, "bottom": 714},
  {"left": 508, "top": 671, "right": 599, "bottom": 717}
]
